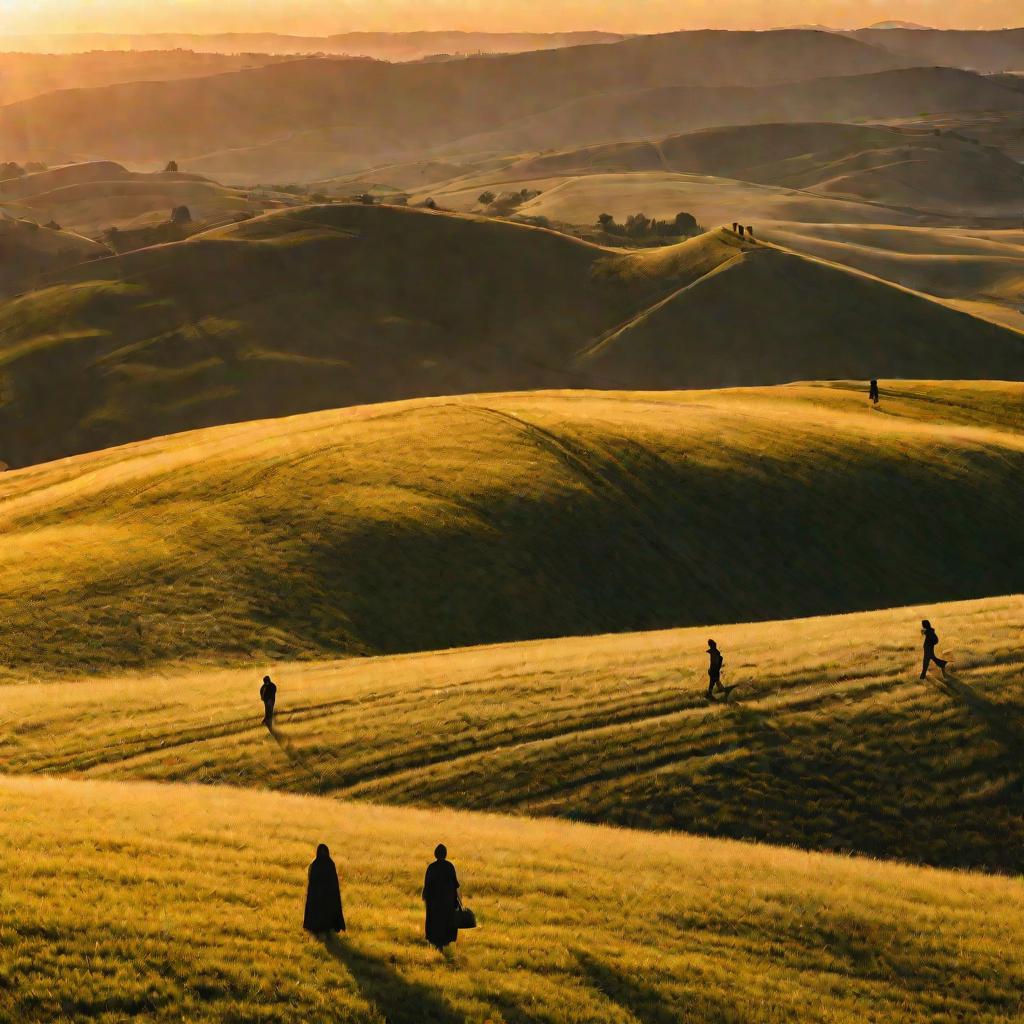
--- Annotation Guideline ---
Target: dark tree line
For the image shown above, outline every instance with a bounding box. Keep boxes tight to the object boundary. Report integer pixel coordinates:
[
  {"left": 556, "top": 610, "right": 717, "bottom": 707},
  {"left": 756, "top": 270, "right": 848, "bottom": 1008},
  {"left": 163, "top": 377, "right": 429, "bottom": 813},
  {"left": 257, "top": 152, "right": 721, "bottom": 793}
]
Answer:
[{"left": 597, "top": 211, "right": 701, "bottom": 238}]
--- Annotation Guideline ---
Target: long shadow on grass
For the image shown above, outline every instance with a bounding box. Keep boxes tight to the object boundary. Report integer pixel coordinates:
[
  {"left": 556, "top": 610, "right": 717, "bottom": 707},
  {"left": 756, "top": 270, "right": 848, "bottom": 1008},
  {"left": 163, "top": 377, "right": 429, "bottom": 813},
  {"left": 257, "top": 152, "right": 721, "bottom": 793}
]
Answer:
[
  {"left": 321, "top": 934, "right": 467, "bottom": 1024},
  {"left": 577, "top": 951, "right": 754, "bottom": 1024},
  {"left": 934, "top": 670, "right": 1024, "bottom": 762},
  {"left": 266, "top": 724, "right": 330, "bottom": 792}
]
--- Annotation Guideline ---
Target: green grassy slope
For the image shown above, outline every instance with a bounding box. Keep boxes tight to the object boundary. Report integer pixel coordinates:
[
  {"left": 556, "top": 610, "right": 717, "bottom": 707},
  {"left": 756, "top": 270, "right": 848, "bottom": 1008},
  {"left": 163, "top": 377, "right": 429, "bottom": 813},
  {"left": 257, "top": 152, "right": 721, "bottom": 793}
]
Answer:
[
  {"left": 3, "top": 383, "right": 1024, "bottom": 679},
  {"left": 3, "top": 206, "right": 1024, "bottom": 467},
  {"left": 3, "top": 594, "right": 1022, "bottom": 873},
  {"left": 3, "top": 775, "right": 1021, "bottom": 1023},
  {"left": 0, "top": 215, "right": 109, "bottom": 296},
  {"left": 574, "top": 244, "right": 1024, "bottom": 386}
]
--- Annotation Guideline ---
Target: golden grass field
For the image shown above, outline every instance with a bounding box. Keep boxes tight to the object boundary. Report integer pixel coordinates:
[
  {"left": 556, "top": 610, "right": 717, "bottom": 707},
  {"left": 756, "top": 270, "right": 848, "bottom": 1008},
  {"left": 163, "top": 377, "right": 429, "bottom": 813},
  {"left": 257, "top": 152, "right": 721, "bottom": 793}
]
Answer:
[
  {"left": 3, "top": 382, "right": 1024, "bottom": 678},
  {"left": 2, "top": 773, "right": 1023, "bottom": 1024},
  {"left": 2, "top": 592, "right": 1022, "bottom": 872}
]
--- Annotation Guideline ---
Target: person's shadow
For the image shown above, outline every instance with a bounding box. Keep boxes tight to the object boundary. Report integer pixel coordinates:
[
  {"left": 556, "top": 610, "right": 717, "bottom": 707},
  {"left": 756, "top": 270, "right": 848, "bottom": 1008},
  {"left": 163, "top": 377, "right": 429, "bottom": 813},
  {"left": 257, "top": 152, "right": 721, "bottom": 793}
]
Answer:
[{"left": 320, "top": 934, "right": 466, "bottom": 1024}]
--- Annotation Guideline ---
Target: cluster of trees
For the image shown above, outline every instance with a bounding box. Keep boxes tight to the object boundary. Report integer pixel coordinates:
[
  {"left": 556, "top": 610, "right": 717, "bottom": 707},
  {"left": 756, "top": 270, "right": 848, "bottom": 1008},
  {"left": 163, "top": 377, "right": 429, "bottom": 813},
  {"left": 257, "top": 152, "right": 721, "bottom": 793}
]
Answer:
[
  {"left": 597, "top": 211, "right": 701, "bottom": 238},
  {"left": 0, "top": 161, "right": 47, "bottom": 183}
]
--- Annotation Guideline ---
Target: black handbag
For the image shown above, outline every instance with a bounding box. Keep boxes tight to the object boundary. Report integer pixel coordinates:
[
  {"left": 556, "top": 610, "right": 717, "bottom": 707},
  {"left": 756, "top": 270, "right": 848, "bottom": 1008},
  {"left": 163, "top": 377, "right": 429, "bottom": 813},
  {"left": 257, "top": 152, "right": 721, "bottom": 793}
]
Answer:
[{"left": 455, "top": 898, "right": 477, "bottom": 929}]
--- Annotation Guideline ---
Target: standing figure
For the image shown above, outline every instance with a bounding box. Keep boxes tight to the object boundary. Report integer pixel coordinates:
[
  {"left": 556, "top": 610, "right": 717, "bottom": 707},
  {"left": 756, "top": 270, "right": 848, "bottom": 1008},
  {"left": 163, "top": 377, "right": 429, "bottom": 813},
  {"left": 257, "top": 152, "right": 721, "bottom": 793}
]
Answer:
[
  {"left": 260, "top": 674, "right": 277, "bottom": 727},
  {"left": 869, "top": 379, "right": 880, "bottom": 405},
  {"left": 706, "top": 639, "right": 724, "bottom": 699},
  {"left": 423, "top": 844, "right": 460, "bottom": 950},
  {"left": 303, "top": 843, "right": 346, "bottom": 936},
  {"left": 920, "top": 620, "right": 948, "bottom": 679}
]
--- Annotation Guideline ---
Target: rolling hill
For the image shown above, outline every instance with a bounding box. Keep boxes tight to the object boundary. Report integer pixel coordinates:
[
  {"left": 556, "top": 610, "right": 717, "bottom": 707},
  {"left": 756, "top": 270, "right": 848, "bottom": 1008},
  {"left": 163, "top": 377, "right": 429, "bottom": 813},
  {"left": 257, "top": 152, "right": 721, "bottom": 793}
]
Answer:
[
  {"left": 759, "top": 223, "right": 1024, "bottom": 332},
  {"left": 504, "top": 122, "right": 1024, "bottom": 220},
  {"left": 0, "top": 213, "right": 108, "bottom": 296},
  {"left": 4, "top": 592, "right": 1023, "bottom": 872},
  {"left": 3, "top": 773, "right": 1021, "bottom": 1023},
  {"left": 850, "top": 26, "right": 1024, "bottom": 73},
  {"left": 2, "top": 205, "right": 1024, "bottom": 467},
  {"left": 0, "top": 160, "right": 299, "bottom": 236},
  {"left": 3, "top": 382, "right": 1024, "bottom": 679},
  {"left": 0, "top": 30, "right": 912, "bottom": 170}
]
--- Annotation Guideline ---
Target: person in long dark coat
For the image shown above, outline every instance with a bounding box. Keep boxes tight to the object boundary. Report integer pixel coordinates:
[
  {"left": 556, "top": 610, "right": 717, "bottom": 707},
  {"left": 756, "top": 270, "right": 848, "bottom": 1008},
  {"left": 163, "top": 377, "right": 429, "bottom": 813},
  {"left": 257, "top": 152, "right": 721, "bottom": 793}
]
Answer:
[
  {"left": 303, "top": 843, "right": 345, "bottom": 936},
  {"left": 260, "top": 675, "right": 277, "bottom": 727},
  {"left": 869, "top": 379, "right": 880, "bottom": 405},
  {"left": 706, "top": 639, "right": 724, "bottom": 699},
  {"left": 423, "top": 844, "right": 460, "bottom": 950},
  {"left": 920, "top": 619, "right": 948, "bottom": 679}
]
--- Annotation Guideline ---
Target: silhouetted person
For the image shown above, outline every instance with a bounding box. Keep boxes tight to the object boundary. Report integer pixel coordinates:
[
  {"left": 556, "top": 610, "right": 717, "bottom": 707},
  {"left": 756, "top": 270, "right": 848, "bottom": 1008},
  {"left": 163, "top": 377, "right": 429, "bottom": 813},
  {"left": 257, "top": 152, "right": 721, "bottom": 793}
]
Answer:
[
  {"left": 423, "top": 844, "right": 460, "bottom": 950},
  {"left": 260, "top": 674, "right": 277, "bottom": 727},
  {"left": 746, "top": 225, "right": 754, "bottom": 238},
  {"left": 920, "top": 620, "right": 948, "bottom": 679},
  {"left": 738, "top": 225, "right": 745, "bottom": 238},
  {"left": 303, "top": 843, "right": 345, "bottom": 936},
  {"left": 869, "top": 379, "right": 880, "bottom": 405},
  {"left": 732, "top": 222, "right": 738, "bottom": 232},
  {"left": 706, "top": 639, "right": 724, "bottom": 698}
]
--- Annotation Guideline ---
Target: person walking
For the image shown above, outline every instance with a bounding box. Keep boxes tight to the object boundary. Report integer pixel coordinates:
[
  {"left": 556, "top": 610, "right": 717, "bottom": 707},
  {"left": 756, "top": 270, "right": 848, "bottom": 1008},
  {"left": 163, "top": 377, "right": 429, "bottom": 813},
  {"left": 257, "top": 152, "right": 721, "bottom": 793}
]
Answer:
[
  {"left": 920, "top": 620, "right": 948, "bottom": 679},
  {"left": 869, "top": 379, "right": 880, "bottom": 405},
  {"left": 423, "top": 844, "right": 460, "bottom": 951},
  {"left": 260, "top": 675, "right": 277, "bottom": 727},
  {"left": 303, "top": 843, "right": 346, "bottom": 937},
  {"left": 706, "top": 639, "right": 724, "bottom": 699}
]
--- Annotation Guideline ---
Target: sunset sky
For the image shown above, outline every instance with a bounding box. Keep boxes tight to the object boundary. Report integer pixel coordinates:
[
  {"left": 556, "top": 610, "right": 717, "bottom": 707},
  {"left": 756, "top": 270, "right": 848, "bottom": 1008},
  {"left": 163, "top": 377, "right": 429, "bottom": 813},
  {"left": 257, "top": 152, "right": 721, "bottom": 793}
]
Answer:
[{"left": 0, "top": 0, "right": 1020, "bottom": 35}]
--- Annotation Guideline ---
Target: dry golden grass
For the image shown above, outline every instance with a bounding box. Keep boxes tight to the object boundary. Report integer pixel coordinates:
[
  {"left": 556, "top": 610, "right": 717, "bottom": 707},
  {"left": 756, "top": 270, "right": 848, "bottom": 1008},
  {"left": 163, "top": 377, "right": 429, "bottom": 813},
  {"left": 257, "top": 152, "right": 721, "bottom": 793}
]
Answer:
[
  {"left": 3, "top": 382, "right": 1024, "bottom": 679},
  {"left": 2, "top": 773, "right": 1022, "bottom": 1023},
  {"left": 2, "top": 592, "right": 1022, "bottom": 872}
]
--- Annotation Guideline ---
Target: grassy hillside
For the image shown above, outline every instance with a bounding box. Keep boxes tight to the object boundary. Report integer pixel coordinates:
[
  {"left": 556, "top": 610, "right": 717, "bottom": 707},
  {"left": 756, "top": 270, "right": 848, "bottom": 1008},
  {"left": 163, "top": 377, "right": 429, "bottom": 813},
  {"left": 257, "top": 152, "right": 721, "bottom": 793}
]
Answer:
[
  {"left": 0, "top": 161, "right": 299, "bottom": 236},
  {"left": 3, "top": 382, "right": 1024, "bottom": 678},
  {"left": 850, "top": 26, "right": 1024, "bottom": 73},
  {"left": 573, "top": 243, "right": 1024, "bottom": 386},
  {"left": 4, "top": 593, "right": 1022, "bottom": 872},
  {"left": 762, "top": 223, "right": 1024, "bottom": 332},
  {"left": 0, "top": 214, "right": 108, "bottom": 296},
  {"left": 507, "top": 122, "right": 1024, "bottom": 219},
  {"left": 3, "top": 775, "right": 1021, "bottom": 1023},
  {"left": 3, "top": 205, "right": 1024, "bottom": 467}
]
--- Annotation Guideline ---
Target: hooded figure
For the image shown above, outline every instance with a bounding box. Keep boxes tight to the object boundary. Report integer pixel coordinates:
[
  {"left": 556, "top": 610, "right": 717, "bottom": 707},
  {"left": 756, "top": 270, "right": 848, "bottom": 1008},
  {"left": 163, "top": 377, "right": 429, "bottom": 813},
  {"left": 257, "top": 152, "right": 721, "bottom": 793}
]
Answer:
[
  {"left": 303, "top": 843, "right": 345, "bottom": 935},
  {"left": 423, "top": 844, "right": 460, "bottom": 949},
  {"left": 869, "top": 379, "right": 880, "bottom": 405},
  {"left": 260, "top": 675, "right": 277, "bottom": 727}
]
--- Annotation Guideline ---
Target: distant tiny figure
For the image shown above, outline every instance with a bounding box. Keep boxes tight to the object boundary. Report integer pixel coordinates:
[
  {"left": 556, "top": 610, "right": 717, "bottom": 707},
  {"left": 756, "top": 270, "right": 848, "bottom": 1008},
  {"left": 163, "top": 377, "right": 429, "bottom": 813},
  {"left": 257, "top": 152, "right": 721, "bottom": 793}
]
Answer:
[
  {"left": 732, "top": 222, "right": 738, "bottom": 232},
  {"left": 920, "top": 620, "right": 948, "bottom": 679},
  {"left": 260, "top": 674, "right": 277, "bottom": 727},
  {"left": 746, "top": 225, "right": 754, "bottom": 238},
  {"left": 738, "top": 225, "right": 745, "bottom": 238},
  {"left": 706, "top": 639, "right": 724, "bottom": 699},
  {"left": 423, "top": 844, "right": 460, "bottom": 950},
  {"left": 303, "top": 843, "right": 346, "bottom": 937},
  {"left": 869, "top": 379, "right": 880, "bottom": 405}
]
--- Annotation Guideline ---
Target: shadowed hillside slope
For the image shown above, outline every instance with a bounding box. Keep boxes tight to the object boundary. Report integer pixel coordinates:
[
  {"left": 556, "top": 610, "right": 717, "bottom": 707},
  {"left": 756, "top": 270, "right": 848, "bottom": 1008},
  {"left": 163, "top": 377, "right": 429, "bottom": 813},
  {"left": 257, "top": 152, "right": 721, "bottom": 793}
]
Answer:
[
  {"left": 4, "top": 593, "right": 1022, "bottom": 872},
  {"left": 3, "top": 383, "right": 1024, "bottom": 678},
  {"left": 3, "top": 775, "right": 1022, "bottom": 1023},
  {"left": 0, "top": 31, "right": 911, "bottom": 168},
  {"left": 850, "top": 26, "right": 1024, "bottom": 73},
  {"left": 2, "top": 205, "right": 1023, "bottom": 467},
  {"left": 0, "top": 214, "right": 108, "bottom": 296}
]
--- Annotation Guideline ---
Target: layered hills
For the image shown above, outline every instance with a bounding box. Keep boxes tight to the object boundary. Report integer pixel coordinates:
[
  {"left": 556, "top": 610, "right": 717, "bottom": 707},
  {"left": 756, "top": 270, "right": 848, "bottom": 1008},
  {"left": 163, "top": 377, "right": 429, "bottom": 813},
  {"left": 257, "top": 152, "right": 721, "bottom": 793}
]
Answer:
[
  {"left": 0, "top": 30, "right": 915, "bottom": 170},
  {"left": 0, "top": 214, "right": 108, "bottom": 295},
  {"left": 3, "top": 382, "right": 1024, "bottom": 679},
  {"left": 2, "top": 205, "right": 1024, "bottom": 467}
]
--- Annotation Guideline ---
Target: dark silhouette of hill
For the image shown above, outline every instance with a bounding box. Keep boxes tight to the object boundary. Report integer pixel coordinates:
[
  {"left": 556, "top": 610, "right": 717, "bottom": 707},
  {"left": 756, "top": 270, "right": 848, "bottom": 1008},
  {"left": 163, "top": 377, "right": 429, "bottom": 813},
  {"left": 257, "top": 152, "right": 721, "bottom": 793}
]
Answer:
[
  {"left": 1, "top": 204, "right": 1023, "bottom": 468},
  {"left": 0, "top": 30, "right": 907, "bottom": 166}
]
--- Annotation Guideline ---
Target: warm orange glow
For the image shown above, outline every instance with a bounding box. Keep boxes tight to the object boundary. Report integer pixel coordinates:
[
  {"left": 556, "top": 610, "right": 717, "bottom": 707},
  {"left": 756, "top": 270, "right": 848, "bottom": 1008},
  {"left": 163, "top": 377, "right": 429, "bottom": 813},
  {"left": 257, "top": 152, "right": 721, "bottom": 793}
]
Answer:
[{"left": 0, "top": 0, "right": 1020, "bottom": 36}]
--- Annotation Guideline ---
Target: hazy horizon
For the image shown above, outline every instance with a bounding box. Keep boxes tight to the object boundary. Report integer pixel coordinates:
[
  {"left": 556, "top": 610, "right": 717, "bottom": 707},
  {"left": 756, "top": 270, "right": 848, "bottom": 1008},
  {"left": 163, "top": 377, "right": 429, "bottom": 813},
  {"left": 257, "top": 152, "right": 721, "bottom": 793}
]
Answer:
[{"left": 0, "top": 0, "right": 1020, "bottom": 37}]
